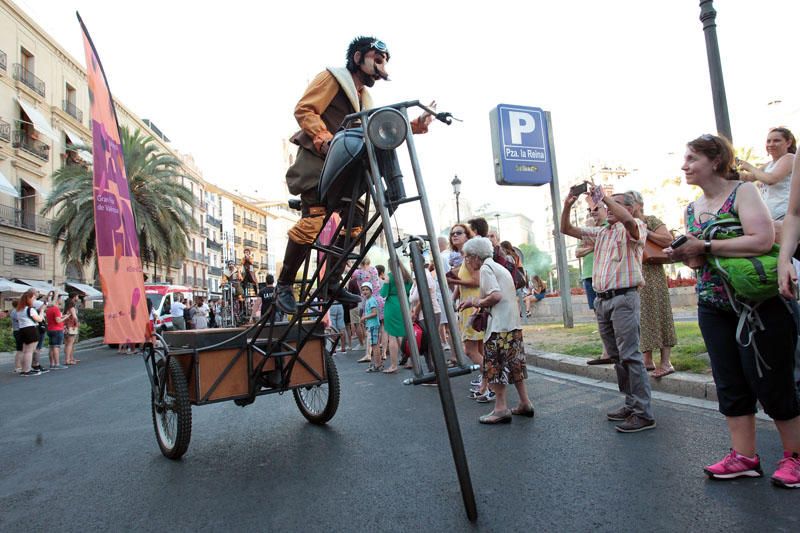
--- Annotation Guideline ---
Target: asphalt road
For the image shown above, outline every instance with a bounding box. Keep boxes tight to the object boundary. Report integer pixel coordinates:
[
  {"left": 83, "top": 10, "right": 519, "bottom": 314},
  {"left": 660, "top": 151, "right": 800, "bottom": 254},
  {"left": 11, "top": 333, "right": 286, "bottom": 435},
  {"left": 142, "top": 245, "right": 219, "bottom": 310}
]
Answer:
[{"left": 1, "top": 345, "right": 798, "bottom": 532}]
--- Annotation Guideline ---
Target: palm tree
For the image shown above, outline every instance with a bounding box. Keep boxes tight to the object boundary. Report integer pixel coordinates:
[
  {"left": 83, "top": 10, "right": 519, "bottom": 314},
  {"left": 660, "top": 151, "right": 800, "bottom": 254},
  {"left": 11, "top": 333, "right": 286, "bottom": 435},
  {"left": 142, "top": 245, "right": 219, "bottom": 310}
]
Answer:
[{"left": 42, "top": 126, "right": 198, "bottom": 280}]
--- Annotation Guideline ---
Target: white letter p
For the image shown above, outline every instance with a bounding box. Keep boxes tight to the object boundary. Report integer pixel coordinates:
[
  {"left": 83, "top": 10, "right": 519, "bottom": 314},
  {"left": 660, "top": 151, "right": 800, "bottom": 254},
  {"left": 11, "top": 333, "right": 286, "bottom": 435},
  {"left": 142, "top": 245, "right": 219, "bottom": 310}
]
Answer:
[{"left": 508, "top": 111, "right": 535, "bottom": 145}]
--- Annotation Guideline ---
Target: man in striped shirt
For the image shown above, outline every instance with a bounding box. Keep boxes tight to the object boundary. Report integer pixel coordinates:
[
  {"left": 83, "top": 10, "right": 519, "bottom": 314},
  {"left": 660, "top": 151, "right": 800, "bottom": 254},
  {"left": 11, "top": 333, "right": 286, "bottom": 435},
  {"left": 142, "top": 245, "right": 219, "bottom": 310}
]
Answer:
[{"left": 561, "top": 187, "right": 656, "bottom": 433}]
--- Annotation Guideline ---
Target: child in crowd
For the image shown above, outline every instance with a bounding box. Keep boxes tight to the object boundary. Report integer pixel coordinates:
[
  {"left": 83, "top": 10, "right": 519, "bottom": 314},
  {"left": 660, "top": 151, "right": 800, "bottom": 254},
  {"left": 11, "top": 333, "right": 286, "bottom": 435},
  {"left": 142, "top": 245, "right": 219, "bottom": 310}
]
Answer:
[{"left": 361, "top": 282, "right": 381, "bottom": 372}]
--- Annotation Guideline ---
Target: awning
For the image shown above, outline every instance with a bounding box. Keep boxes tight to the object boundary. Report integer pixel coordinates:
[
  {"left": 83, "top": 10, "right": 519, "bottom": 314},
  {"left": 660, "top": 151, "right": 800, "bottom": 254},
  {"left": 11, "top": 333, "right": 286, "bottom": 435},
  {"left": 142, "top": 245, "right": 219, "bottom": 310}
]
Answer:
[
  {"left": 0, "top": 277, "right": 32, "bottom": 294},
  {"left": 13, "top": 278, "right": 66, "bottom": 295},
  {"left": 62, "top": 127, "right": 93, "bottom": 164},
  {"left": 0, "top": 168, "right": 19, "bottom": 198},
  {"left": 20, "top": 179, "right": 48, "bottom": 200},
  {"left": 15, "top": 97, "right": 58, "bottom": 142},
  {"left": 65, "top": 281, "right": 103, "bottom": 299}
]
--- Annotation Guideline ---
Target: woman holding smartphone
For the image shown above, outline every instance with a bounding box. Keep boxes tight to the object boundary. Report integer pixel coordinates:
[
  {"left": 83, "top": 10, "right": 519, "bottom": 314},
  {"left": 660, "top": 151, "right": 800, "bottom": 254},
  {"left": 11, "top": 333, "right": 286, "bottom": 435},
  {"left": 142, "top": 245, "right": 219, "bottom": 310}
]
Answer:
[{"left": 667, "top": 134, "right": 800, "bottom": 488}]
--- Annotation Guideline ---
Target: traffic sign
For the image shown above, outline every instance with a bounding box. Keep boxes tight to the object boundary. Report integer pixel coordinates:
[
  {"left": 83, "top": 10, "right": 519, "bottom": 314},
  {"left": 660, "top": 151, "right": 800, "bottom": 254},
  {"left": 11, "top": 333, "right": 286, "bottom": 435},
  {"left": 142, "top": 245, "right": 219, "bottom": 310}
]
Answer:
[{"left": 489, "top": 104, "right": 554, "bottom": 186}]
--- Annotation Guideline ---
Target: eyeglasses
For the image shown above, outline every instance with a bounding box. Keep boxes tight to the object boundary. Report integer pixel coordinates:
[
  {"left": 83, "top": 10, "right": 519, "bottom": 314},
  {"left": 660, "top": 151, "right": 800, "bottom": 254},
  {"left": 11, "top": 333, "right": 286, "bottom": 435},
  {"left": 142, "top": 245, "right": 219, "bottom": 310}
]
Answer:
[{"left": 450, "top": 230, "right": 465, "bottom": 237}]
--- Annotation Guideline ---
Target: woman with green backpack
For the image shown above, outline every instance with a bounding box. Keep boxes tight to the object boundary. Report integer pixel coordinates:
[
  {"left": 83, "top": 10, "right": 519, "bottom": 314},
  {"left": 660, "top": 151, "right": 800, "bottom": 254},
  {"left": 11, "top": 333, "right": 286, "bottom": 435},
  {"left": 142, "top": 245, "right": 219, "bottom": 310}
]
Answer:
[{"left": 666, "top": 133, "right": 800, "bottom": 489}]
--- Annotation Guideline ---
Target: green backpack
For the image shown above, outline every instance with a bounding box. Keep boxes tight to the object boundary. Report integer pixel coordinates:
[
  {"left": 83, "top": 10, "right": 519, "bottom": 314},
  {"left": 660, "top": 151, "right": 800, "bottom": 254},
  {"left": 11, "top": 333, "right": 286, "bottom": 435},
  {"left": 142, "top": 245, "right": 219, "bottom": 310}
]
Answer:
[
  {"left": 701, "top": 214, "right": 779, "bottom": 303},
  {"left": 701, "top": 214, "right": 782, "bottom": 377}
]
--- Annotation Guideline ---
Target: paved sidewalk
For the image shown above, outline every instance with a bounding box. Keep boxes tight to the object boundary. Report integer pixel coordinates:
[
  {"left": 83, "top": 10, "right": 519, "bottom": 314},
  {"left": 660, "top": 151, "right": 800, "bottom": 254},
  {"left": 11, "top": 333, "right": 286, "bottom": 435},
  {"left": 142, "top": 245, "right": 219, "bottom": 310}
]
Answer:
[{"left": 525, "top": 344, "right": 717, "bottom": 402}]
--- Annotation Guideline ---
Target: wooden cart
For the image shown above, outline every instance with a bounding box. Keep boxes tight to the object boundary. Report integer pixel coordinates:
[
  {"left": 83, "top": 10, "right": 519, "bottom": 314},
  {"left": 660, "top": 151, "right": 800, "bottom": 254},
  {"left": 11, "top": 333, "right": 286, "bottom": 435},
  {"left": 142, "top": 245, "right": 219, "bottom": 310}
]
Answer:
[{"left": 143, "top": 321, "right": 339, "bottom": 459}]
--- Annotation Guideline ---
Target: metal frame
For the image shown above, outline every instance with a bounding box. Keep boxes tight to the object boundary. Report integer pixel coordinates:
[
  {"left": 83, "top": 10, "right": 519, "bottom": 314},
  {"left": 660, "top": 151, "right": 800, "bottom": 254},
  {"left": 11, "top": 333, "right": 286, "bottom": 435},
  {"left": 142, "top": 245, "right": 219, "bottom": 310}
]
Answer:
[{"left": 143, "top": 101, "right": 477, "bottom": 521}]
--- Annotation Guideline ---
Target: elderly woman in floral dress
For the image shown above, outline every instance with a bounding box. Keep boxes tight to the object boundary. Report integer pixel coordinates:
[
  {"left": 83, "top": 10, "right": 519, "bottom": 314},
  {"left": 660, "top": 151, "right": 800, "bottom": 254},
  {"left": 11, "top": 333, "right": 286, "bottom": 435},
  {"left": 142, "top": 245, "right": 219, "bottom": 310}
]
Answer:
[{"left": 459, "top": 237, "right": 534, "bottom": 424}]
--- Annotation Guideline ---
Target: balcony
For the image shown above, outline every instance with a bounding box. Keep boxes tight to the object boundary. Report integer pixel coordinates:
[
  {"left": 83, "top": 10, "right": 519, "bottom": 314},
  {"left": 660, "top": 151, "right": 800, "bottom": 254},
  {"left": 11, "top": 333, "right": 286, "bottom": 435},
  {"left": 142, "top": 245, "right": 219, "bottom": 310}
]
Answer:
[
  {"left": 0, "top": 204, "right": 53, "bottom": 235},
  {"left": 13, "top": 64, "right": 45, "bottom": 97},
  {"left": 62, "top": 100, "right": 83, "bottom": 123},
  {"left": 259, "top": 242, "right": 268, "bottom": 251},
  {"left": 0, "top": 119, "right": 9, "bottom": 142},
  {"left": 206, "top": 238, "right": 223, "bottom": 252},
  {"left": 259, "top": 223, "right": 267, "bottom": 232},
  {"left": 243, "top": 218, "right": 257, "bottom": 229},
  {"left": 243, "top": 239, "right": 257, "bottom": 249},
  {"left": 190, "top": 251, "right": 210, "bottom": 263},
  {"left": 205, "top": 214, "right": 222, "bottom": 229},
  {"left": 260, "top": 262, "right": 269, "bottom": 270},
  {"left": 0, "top": 49, "right": 6, "bottom": 71},
  {"left": 202, "top": 227, "right": 209, "bottom": 237},
  {"left": 208, "top": 266, "right": 223, "bottom": 276},
  {"left": 233, "top": 214, "right": 241, "bottom": 223},
  {"left": 12, "top": 130, "right": 49, "bottom": 161},
  {"left": 234, "top": 236, "right": 242, "bottom": 245}
]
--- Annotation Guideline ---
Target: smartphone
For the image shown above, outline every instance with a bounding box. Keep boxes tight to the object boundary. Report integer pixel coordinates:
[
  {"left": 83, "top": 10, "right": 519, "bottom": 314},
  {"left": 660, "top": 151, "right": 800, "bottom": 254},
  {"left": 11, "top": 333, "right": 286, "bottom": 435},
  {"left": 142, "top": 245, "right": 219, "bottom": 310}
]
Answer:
[
  {"left": 569, "top": 182, "right": 588, "bottom": 197},
  {"left": 670, "top": 234, "right": 688, "bottom": 248}
]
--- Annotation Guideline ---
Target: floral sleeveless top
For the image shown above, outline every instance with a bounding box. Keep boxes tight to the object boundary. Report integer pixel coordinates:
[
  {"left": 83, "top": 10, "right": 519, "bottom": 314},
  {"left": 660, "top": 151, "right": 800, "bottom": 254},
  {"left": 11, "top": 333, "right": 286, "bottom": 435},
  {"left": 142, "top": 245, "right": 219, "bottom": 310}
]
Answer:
[{"left": 685, "top": 182, "right": 742, "bottom": 310}]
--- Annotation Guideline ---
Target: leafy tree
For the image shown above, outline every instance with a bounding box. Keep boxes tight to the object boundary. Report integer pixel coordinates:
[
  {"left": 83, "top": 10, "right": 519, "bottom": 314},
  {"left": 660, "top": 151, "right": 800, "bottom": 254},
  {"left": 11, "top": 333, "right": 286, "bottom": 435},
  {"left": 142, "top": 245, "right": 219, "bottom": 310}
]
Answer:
[
  {"left": 517, "top": 243, "right": 553, "bottom": 278},
  {"left": 41, "top": 127, "right": 198, "bottom": 279}
]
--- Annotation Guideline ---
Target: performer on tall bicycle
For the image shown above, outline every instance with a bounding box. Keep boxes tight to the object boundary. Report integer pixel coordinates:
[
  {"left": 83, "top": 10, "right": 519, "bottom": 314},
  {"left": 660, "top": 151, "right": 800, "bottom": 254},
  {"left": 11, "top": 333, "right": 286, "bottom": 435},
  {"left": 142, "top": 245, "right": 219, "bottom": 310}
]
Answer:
[{"left": 275, "top": 36, "right": 435, "bottom": 314}]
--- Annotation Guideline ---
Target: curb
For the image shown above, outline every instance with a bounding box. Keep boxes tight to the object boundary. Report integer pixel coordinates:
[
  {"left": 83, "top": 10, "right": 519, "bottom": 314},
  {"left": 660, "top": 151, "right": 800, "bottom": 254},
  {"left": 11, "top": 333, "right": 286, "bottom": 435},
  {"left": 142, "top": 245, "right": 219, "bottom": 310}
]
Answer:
[{"left": 525, "top": 347, "right": 718, "bottom": 403}]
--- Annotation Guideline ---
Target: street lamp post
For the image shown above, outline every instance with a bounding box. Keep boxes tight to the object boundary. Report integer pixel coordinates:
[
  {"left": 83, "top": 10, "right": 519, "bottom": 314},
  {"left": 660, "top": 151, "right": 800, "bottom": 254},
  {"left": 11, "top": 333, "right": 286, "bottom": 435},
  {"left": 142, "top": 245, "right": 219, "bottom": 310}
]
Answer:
[
  {"left": 494, "top": 213, "right": 500, "bottom": 233},
  {"left": 699, "top": 0, "right": 732, "bottom": 142},
  {"left": 451, "top": 175, "right": 462, "bottom": 222}
]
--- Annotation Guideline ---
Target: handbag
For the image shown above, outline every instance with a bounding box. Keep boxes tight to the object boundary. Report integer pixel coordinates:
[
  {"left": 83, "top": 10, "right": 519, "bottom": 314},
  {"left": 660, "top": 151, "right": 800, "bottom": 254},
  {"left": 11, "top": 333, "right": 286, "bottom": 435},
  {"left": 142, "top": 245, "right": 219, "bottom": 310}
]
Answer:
[
  {"left": 643, "top": 238, "right": 673, "bottom": 265},
  {"left": 468, "top": 308, "right": 490, "bottom": 332},
  {"left": 66, "top": 326, "right": 79, "bottom": 335}
]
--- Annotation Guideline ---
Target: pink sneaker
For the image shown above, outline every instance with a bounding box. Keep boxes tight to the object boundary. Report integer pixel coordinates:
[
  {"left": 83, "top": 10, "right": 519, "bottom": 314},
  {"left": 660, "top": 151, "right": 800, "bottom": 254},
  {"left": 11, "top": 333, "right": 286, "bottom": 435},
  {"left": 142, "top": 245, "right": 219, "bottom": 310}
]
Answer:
[
  {"left": 704, "top": 449, "right": 763, "bottom": 479},
  {"left": 771, "top": 452, "right": 800, "bottom": 489}
]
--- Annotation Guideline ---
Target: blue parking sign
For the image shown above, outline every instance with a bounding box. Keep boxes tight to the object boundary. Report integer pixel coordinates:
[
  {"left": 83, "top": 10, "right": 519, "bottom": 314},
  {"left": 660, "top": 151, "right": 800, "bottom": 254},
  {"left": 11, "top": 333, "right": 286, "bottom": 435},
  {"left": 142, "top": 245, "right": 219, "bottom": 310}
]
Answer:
[{"left": 489, "top": 104, "right": 554, "bottom": 186}]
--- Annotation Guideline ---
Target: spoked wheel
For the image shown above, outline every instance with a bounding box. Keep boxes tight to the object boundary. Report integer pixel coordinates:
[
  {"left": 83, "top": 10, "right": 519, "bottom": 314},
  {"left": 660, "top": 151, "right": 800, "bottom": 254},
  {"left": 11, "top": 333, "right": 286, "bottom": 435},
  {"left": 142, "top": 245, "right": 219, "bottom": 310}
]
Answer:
[
  {"left": 293, "top": 353, "right": 340, "bottom": 424},
  {"left": 151, "top": 353, "right": 192, "bottom": 459}
]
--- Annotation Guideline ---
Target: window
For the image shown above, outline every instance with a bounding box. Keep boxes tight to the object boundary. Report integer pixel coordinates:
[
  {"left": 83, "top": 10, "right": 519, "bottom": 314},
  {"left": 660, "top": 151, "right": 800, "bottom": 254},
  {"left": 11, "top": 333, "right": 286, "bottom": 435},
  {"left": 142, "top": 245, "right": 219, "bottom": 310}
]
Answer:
[
  {"left": 21, "top": 48, "right": 34, "bottom": 72},
  {"left": 14, "top": 251, "right": 41, "bottom": 268}
]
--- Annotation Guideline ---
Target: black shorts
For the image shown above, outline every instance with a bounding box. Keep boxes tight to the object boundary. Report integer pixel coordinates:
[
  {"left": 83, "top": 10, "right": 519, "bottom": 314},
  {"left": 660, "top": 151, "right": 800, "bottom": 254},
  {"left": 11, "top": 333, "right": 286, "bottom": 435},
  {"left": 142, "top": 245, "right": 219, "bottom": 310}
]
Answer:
[
  {"left": 698, "top": 298, "right": 800, "bottom": 421},
  {"left": 18, "top": 326, "right": 39, "bottom": 346}
]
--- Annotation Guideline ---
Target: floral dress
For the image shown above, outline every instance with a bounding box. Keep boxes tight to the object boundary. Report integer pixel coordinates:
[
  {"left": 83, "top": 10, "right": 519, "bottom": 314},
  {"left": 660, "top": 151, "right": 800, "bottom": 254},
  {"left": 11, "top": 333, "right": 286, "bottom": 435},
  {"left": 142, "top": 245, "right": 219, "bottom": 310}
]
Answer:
[
  {"left": 639, "top": 215, "right": 677, "bottom": 352},
  {"left": 686, "top": 183, "right": 742, "bottom": 311}
]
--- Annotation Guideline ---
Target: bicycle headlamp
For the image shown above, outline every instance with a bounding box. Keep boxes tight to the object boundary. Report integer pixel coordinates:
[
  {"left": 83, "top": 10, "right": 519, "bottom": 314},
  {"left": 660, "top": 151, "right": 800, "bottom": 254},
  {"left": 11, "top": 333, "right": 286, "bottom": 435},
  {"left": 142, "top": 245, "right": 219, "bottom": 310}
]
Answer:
[{"left": 367, "top": 108, "right": 407, "bottom": 150}]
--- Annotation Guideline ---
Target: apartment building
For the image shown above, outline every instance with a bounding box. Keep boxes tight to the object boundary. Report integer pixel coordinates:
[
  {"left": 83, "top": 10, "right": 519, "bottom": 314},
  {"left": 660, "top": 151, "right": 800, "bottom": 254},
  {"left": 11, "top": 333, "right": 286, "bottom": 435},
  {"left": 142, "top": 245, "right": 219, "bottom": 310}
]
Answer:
[{"left": 0, "top": 0, "right": 291, "bottom": 303}]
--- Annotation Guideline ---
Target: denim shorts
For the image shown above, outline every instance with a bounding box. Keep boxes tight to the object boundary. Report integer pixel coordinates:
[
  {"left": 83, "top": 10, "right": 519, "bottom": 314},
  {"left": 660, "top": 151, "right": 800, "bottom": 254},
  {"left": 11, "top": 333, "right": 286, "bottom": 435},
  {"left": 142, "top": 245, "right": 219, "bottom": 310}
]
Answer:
[
  {"left": 328, "top": 304, "right": 345, "bottom": 332},
  {"left": 366, "top": 326, "right": 379, "bottom": 345},
  {"left": 48, "top": 330, "right": 65, "bottom": 347}
]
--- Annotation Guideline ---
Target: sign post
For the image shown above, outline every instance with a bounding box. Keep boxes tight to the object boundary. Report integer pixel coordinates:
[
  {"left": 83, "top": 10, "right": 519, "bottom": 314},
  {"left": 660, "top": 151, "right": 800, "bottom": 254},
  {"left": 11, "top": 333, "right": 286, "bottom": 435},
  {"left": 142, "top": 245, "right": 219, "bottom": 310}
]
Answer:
[{"left": 490, "top": 104, "right": 573, "bottom": 327}]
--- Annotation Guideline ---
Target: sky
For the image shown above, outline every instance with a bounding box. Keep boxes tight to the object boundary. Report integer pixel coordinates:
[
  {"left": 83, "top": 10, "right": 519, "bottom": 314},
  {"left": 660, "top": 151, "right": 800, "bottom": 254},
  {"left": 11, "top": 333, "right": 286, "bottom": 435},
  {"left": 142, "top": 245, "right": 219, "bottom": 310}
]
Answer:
[{"left": 18, "top": 0, "right": 800, "bottom": 233}]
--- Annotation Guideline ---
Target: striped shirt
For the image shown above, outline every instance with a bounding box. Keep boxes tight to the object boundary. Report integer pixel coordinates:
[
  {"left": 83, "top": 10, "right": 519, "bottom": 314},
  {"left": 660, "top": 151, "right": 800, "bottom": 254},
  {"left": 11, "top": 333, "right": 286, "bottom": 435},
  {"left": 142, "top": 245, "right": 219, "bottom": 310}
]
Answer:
[{"left": 580, "top": 219, "right": 647, "bottom": 292}]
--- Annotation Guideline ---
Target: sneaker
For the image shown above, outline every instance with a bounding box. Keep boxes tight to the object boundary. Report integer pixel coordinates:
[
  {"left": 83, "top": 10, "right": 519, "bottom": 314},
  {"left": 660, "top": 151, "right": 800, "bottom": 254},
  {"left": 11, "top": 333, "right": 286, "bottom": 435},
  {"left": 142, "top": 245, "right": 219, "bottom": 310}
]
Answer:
[
  {"left": 606, "top": 406, "right": 634, "bottom": 421},
  {"left": 20, "top": 369, "right": 41, "bottom": 377},
  {"left": 13, "top": 368, "right": 22, "bottom": 374},
  {"left": 468, "top": 390, "right": 482, "bottom": 399},
  {"left": 704, "top": 449, "right": 762, "bottom": 479},
  {"left": 32, "top": 365, "right": 49, "bottom": 374},
  {"left": 615, "top": 414, "right": 656, "bottom": 433},
  {"left": 50, "top": 365, "right": 67, "bottom": 370},
  {"left": 771, "top": 452, "right": 800, "bottom": 488},
  {"left": 470, "top": 375, "right": 482, "bottom": 387},
  {"left": 475, "top": 391, "right": 496, "bottom": 403}
]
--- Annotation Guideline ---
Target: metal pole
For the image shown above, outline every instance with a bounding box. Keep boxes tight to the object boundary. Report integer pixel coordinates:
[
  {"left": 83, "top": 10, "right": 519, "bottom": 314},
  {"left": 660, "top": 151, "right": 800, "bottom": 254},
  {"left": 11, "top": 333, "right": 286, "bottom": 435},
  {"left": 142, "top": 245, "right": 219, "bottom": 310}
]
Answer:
[
  {"left": 409, "top": 240, "right": 477, "bottom": 522},
  {"left": 699, "top": 0, "right": 732, "bottom": 142},
  {"left": 546, "top": 111, "right": 574, "bottom": 328},
  {"left": 402, "top": 110, "right": 469, "bottom": 369},
  {"left": 455, "top": 192, "right": 460, "bottom": 222}
]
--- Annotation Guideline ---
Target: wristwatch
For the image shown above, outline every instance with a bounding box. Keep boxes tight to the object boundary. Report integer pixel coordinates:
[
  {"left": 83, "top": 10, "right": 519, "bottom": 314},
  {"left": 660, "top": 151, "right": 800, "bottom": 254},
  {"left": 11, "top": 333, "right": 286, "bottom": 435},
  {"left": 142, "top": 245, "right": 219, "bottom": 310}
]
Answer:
[{"left": 704, "top": 240, "right": 712, "bottom": 253}]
